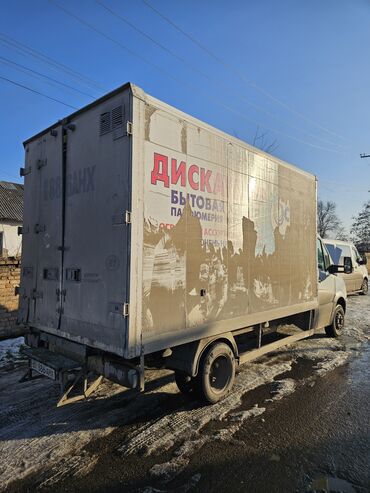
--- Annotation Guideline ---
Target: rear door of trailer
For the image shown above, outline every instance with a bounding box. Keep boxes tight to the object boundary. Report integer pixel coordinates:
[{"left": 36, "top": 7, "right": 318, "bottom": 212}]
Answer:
[
  {"left": 21, "top": 88, "right": 133, "bottom": 358},
  {"left": 59, "top": 90, "right": 132, "bottom": 356}
]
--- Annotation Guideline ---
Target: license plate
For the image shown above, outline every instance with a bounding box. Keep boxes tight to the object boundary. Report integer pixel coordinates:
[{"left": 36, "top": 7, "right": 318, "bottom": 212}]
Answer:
[{"left": 30, "top": 359, "right": 56, "bottom": 380}]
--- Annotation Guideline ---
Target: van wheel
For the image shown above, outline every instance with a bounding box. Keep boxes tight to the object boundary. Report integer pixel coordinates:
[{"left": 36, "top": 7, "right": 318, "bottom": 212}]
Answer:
[
  {"left": 197, "top": 342, "right": 236, "bottom": 404},
  {"left": 325, "top": 305, "right": 345, "bottom": 337},
  {"left": 174, "top": 371, "right": 195, "bottom": 394},
  {"left": 360, "top": 279, "right": 368, "bottom": 295}
]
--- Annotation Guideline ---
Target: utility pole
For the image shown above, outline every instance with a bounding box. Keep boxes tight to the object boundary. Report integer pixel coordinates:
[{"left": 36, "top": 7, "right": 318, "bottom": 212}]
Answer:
[{"left": 360, "top": 154, "right": 370, "bottom": 191}]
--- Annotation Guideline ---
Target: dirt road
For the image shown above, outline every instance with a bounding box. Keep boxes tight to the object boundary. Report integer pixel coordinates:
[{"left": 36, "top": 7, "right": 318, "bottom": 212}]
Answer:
[{"left": 1, "top": 294, "right": 369, "bottom": 493}]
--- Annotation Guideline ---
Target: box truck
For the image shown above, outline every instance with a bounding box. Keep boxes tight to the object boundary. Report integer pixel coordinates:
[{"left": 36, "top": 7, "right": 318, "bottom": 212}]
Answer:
[{"left": 19, "top": 83, "right": 347, "bottom": 404}]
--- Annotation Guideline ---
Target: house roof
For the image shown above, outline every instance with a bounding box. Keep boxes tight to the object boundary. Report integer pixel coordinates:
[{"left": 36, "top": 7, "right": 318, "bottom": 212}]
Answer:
[{"left": 0, "top": 181, "right": 24, "bottom": 222}]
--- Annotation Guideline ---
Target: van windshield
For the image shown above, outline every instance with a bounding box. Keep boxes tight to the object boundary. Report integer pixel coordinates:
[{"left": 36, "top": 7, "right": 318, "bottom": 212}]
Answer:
[{"left": 325, "top": 243, "right": 350, "bottom": 265}]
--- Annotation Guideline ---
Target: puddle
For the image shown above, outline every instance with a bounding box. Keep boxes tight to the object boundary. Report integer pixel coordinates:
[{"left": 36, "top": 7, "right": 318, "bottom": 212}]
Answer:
[{"left": 309, "top": 476, "right": 356, "bottom": 493}]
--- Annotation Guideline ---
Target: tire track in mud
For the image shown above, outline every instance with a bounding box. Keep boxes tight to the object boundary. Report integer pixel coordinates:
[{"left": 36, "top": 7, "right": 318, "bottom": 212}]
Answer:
[
  {"left": 119, "top": 359, "right": 294, "bottom": 456},
  {"left": 0, "top": 374, "right": 179, "bottom": 491},
  {"left": 0, "top": 388, "right": 59, "bottom": 432},
  {"left": 122, "top": 297, "right": 370, "bottom": 488},
  {"left": 119, "top": 340, "right": 350, "bottom": 462},
  {"left": 0, "top": 375, "right": 125, "bottom": 490}
]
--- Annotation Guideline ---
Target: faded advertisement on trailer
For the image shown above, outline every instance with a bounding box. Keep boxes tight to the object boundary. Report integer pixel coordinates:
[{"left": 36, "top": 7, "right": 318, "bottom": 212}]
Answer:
[{"left": 141, "top": 104, "right": 317, "bottom": 341}]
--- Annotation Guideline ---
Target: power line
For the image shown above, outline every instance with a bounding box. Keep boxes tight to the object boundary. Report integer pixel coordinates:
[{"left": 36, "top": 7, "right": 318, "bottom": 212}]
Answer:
[
  {"left": 142, "top": 0, "right": 350, "bottom": 144},
  {"left": 0, "top": 32, "right": 105, "bottom": 93},
  {"left": 0, "top": 55, "right": 95, "bottom": 99},
  {"left": 97, "top": 0, "right": 346, "bottom": 151},
  {"left": 49, "top": 1, "right": 166, "bottom": 71},
  {"left": 96, "top": 0, "right": 205, "bottom": 79},
  {"left": 49, "top": 1, "right": 347, "bottom": 154},
  {"left": 0, "top": 74, "right": 78, "bottom": 109}
]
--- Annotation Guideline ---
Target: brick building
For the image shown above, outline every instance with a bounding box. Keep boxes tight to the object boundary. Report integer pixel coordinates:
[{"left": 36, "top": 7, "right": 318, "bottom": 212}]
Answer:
[
  {"left": 0, "top": 181, "right": 23, "bottom": 339},
  {"left": 0, "top": 181, "right": 23, "bottom": 257}
]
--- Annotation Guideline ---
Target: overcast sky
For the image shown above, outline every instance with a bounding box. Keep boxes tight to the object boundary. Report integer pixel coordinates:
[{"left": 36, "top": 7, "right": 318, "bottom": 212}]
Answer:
[{"left": 0, "top": 0, "right": 369, "bottom": 231}]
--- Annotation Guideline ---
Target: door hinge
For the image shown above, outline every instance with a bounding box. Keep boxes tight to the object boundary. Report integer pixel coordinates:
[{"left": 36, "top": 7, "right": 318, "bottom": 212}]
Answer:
[
  {"left": 32, "top": 289, "right": 43, "bottom": 300},
  {"left": 20, "top": 166, "right": 32, "bottom": 176},
  {"left": 65, "top": 268, "right": 81, "bottom": 282},
  {"left": 126, "top": 121, "right": 133, "bottom": 135},
  {"left": 125, "top": 210, "right": 131, "bottom": 225},
  {"left": 56, "top": 288, "right": 66, "bottom": 302},
  {"left": 109, "top": 302, "right": 129, "bottom": 317},
  {"left": 37, "top": 158, "right": 47, "bottom": 169},
  {"left": 112, "top": 211, "right": 131, "bottom": 225},
  {"left": 34, "top": 223, "right": 46, "bottom": 234}
]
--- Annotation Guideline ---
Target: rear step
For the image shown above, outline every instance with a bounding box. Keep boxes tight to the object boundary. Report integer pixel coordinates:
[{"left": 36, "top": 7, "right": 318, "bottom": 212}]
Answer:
[
  {"left": 20, "top": 346, "right": 102, "bottom": 407},
  {"left": 22, "top": 346, "right": 81, "bottom": 379}
]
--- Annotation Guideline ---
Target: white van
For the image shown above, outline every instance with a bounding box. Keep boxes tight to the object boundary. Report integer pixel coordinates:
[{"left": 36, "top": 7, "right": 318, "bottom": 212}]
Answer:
[{"left": 323, "top": 239, "right": 368, "bottom": 295}]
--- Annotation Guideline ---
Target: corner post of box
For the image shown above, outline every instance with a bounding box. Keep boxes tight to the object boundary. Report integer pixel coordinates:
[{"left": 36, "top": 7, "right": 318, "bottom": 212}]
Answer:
[{"left": 139, "top": 335, "right": 145, "bottom": 392}]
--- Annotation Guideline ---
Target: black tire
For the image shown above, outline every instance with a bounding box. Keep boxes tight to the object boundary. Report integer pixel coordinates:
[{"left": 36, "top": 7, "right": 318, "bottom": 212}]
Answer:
[
  {"left": 360, "top": 278, "right": 368, "bottom": 295},
  {"left": 325, "top": 304, "right": 345, "bottom": 337},
  {"left": 197, "top": 342, "right": 236, "bottom": 404},
  {"left": 174, "top": 371, "right": 195, "bottom": 394}
]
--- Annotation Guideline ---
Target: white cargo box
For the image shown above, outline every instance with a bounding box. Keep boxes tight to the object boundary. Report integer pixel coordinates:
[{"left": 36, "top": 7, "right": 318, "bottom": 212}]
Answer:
[{"left": 20, "top": 83, "right": 317, "bottom": 360}]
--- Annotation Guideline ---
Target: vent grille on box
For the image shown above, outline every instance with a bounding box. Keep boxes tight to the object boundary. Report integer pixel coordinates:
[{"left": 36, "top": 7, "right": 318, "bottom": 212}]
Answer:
[
  {"left": 100, "top": 112, "right": 111, "bottom": 135},
  {"left": 112, "top": 105, "right": 123, "bottom": 129},
  {"left": 100, "top": 105, "right": 124, "bottom": 136}
]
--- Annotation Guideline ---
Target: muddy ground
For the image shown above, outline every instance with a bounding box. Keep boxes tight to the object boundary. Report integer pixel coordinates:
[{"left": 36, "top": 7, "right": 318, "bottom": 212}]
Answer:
[{"left": 0, "top": 294, "right": 369, "bottom": 493}]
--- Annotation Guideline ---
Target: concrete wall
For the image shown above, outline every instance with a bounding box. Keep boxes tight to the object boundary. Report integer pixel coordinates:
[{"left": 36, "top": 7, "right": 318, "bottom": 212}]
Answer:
[
  {"left": 0, "top": 222, "right": 22, "bottom": 257},
  {"left": 0, "top": 257, "right": 23, "bottom": 340}
]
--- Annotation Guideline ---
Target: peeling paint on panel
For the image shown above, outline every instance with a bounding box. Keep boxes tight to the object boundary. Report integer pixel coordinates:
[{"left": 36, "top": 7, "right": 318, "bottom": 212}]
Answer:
[
  {"left": 142, "top": 111, "right": 316, "bottom": 338},
  {"left": 145, "top": 105, "right": 157, "bottom": 141},
  {"left": 181, "top": 122, "right": 187, "bottom": 154}
]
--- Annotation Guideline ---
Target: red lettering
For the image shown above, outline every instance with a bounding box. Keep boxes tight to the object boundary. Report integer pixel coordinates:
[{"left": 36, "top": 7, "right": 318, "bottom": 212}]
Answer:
[
  {"left": 188, "top": 165, "right": 199, "bottom": 190},
  {"left": 171, "top": 159, "right": 186, "bottom": 187},
  {"left": 151, "top": 153, "right": 169, "bottom": 188},
  {"left": 200, "top": 168, "right": 212, "bottom": 193},
  {"left": 213, "top": 172, "right": 225, "bottom": 196}
]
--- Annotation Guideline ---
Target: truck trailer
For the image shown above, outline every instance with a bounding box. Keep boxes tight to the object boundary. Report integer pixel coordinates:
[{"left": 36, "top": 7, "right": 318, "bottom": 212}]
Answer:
[{"left": 19, "top": 83, "right": 347, "bottom": 404}]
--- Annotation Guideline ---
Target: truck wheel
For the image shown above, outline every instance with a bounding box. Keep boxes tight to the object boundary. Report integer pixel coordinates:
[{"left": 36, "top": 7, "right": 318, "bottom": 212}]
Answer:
[
  {"left": 360, "top": 279, "right": 368, "bottom": 295},
  {"left": 325, "top": 304, "right": 345, "bottom": 338},
  {"left": 174, "top": 371, "right": 195, "bottom": 394},
  {"left": 198, "top": 342, "right": 236, "bottom": 404}
]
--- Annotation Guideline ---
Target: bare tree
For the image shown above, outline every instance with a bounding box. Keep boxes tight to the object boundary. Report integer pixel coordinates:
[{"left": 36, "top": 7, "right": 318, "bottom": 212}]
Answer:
[
  {"left": 351, "top": 201, "right": 370, "bottom": 251},
  {"left": 231, "top": 126, "right": 278, "bottom": 154},
  {"left": 253, "top": 125, "right": 279, "bottom": 154},
  {"left": 335, "top": 225, "right": 349, "bottom": 241},
  {"left": 317, "top": 200, "right": 344, "bottom": 239}
]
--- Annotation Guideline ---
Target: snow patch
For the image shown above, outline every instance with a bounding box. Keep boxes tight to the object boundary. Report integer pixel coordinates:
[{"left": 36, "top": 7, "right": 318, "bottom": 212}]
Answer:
[
  {"left": 0, "top": 337, "right": 25, "bottom": 369},
  {"left": 150, "top": 439, "right": 206, "bottom": 482},
  {"left": 228, "top": 404, "right": 266, "bottom": 423},
  {"left": 313, "top": 351, "right": 350, "bottom": 376},
  {"left": 266, "top": 378, "right": 296, "bottom": 401}
]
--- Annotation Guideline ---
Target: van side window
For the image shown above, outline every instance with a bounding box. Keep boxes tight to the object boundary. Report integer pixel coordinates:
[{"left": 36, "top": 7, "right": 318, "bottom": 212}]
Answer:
[
  {"left": 339, "top": 245, "right": 351, "bottom": 265},
  {"left": 352, "top": 246, "right": 361, "bottom": 263},
  {"left": 317, "top": 239, "right": 325, "bottom": 271},
  {"left": 322, "top": 244, "right": 331, "bottom": 270}
]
